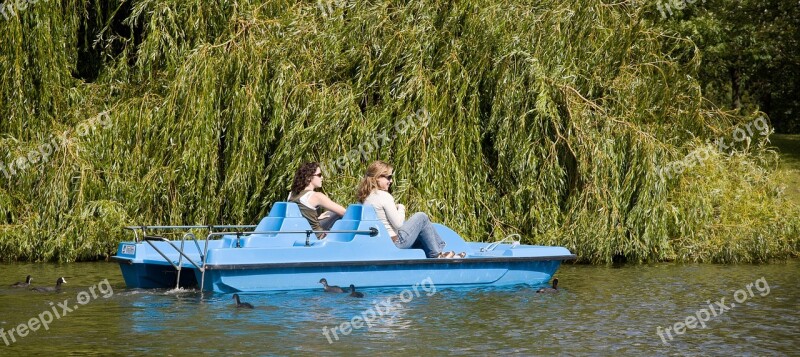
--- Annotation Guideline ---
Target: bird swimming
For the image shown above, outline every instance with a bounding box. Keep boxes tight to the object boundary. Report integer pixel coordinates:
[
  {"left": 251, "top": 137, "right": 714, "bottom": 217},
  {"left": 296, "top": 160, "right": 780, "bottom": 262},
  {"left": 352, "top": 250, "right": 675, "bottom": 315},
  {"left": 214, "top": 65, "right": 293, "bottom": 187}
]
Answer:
[
  {"left": 319, "top": 278, "right": 346, "bottom": 293},
  {"left": 31, "top": 277, "right": 67, "bottom": 292},
  {"left": 232, "top": 294, "right": 254, "bottom": 309},
  {"left": 10, "top": 275, "right": 32, "bottom": 288},
  {"left": 536, "top": 278, "right": 559, "bottom": 293},
  {"left": 349, "top": 284, "right": 364, "bottom": 298}
]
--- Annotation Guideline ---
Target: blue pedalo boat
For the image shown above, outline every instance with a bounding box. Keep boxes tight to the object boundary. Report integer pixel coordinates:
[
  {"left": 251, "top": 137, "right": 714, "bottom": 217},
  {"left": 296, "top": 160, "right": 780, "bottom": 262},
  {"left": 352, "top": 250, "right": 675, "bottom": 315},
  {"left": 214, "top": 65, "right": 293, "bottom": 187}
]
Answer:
[{"left": 112, "top": 202, "right": 576, "bottom": 292}]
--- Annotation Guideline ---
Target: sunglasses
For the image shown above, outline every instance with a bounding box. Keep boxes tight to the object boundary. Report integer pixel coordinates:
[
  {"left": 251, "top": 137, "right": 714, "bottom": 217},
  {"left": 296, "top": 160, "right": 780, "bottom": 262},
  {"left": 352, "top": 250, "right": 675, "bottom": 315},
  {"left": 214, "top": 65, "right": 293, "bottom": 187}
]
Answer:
[
  {"left": 379, "top": 174, "right": 393, "bottom": 180},
  {"left": 313, "top": 173, "right": 323, "bottom": 178}
]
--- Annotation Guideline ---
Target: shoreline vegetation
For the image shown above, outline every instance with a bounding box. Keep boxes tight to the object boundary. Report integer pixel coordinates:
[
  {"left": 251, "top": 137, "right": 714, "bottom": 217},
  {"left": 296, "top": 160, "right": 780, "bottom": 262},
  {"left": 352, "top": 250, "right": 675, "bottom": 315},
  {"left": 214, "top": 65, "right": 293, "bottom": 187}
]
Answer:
[
  {"left": 770, "top": 134, "right": 800, "bottom": 206},
  {"left": 1, "top": 1, "right": 798, "bottom": 264}
]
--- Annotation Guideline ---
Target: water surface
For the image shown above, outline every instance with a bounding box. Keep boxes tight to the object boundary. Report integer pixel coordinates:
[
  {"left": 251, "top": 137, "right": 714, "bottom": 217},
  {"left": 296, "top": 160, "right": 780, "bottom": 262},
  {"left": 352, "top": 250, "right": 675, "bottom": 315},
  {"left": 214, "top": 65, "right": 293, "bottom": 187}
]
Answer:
[{"left": 1, "top": 261, "right": 797, "bottom": 355}]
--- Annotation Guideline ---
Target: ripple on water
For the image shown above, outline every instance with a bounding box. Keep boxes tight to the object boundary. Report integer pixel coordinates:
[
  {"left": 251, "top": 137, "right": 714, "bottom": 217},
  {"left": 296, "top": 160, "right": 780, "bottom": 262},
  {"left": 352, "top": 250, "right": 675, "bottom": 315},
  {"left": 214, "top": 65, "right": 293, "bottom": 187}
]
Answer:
[{"left": 0, "top": 261, "right": 797, "bottom": 355}]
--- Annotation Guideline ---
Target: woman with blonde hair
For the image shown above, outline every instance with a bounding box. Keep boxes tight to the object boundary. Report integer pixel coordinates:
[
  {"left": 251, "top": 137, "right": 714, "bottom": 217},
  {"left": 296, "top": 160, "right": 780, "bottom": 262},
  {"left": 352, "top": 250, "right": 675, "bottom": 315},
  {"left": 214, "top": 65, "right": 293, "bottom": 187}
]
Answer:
[{"left": 357, "top": 160, "right": 462, "bottom": 258}]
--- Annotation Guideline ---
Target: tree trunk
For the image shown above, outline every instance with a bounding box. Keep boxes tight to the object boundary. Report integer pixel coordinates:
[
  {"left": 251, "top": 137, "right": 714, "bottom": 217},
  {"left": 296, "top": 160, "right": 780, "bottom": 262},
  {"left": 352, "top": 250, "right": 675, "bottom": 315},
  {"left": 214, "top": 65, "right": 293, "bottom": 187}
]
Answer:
[{"left": 730, "top": 66, "right": 741, "bottom": 109}]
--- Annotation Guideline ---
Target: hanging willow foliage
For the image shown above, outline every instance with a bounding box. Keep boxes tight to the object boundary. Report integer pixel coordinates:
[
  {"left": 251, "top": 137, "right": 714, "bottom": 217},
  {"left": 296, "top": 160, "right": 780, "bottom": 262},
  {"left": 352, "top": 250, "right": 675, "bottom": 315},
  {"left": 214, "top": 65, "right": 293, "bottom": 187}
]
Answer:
[{"left": 0, "top": 0, "right": 797, "bottom": 263}]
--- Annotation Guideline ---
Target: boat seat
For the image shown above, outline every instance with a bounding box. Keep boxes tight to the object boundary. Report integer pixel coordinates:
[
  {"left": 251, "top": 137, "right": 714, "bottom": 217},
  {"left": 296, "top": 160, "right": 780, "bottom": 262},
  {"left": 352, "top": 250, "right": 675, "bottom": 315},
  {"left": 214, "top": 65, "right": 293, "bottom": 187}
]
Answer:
[
  {"left": 325, "top": 220, "right": 361, "bottom": 242},
  {"left": 238, "top": 202, "right": 315, "bottom": 248},
  {"left": 325, "top": 204, "right": 386, "bottom": 242},
  {"left": 252, "top": 217, "right": 282, "bottom": 236},
  {"left": 324, "top": 205, "right": 366, "bottom": 242}
]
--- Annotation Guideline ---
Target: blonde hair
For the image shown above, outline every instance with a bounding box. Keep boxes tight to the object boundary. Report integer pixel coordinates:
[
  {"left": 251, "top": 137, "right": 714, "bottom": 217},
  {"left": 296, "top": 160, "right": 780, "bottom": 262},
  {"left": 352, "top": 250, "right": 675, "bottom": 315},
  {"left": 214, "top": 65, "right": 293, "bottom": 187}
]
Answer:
[{"left": 356, "top": 160, "right": 393, "bottom": 203}]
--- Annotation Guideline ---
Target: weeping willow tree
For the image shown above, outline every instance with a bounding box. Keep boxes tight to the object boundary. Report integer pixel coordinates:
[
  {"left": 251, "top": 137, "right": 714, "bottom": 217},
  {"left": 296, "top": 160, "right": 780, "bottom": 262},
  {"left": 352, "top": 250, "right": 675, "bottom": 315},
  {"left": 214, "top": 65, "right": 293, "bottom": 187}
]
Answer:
[{"left": 0, "top": 0, "right": 797, "bottom": 263}]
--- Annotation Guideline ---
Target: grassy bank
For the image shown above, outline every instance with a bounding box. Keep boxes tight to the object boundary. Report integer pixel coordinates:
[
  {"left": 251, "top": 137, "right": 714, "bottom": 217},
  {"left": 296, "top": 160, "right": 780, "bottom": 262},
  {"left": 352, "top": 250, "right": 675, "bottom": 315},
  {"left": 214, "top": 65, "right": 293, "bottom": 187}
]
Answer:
[
  {"left": 771, "top": 134, "right": 800, "bottom": 205},
  {"left": 0, "top": 0, "right": 797, "bottom": 263}
]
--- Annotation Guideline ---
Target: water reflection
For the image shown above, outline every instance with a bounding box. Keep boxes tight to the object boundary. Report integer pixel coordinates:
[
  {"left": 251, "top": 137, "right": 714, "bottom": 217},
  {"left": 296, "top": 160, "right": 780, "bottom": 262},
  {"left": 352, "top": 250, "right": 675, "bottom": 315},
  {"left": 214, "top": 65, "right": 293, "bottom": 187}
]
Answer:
[{"left": 1, "top": 261, "right": 798, "bottom": 355}]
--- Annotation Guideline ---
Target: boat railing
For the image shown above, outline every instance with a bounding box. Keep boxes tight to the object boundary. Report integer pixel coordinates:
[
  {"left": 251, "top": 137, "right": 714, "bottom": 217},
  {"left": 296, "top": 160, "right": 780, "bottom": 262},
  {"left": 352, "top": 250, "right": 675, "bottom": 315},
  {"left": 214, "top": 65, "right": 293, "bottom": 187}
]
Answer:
[
  {"left": 480, "top": 234, "right": 521, "bottom": 252},
  {"left": 125, "top": 225, "right": 260, "bottom": 243},
  {"left": 126, "top": 226, "right": 379, "bottom": 290}
]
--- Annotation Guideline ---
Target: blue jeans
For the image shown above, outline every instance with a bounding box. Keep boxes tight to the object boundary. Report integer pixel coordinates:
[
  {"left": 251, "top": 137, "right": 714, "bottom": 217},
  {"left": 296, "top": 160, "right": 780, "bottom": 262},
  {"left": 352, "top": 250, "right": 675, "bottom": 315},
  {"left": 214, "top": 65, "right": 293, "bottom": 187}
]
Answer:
[
  {"left": 319, "top": 212, "right": 342, "bottom": 230},
  {"left": 396, "top": 212, "right": 447, "bottom": 258}
]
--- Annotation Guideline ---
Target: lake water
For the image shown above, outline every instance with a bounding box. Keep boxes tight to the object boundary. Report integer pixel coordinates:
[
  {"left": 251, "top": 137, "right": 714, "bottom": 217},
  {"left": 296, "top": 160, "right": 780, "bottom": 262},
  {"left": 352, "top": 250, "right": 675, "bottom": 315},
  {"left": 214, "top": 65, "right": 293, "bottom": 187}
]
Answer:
[{"left": 1, "top": 260, "right": 797, "bottom": 355}]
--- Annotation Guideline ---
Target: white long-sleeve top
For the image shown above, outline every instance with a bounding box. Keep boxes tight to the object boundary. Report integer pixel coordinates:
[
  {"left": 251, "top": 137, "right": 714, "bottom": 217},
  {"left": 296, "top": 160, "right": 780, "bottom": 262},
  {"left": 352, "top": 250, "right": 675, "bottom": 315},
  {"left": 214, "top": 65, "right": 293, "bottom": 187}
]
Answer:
[{"left": 363, "top": 190, "right": 406, "bottom": 237}]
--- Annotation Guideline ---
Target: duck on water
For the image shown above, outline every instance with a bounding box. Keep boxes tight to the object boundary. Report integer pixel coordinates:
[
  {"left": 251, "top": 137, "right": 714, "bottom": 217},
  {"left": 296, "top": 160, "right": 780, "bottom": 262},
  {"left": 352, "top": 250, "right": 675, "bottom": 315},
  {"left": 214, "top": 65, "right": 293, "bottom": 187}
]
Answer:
[
  {"left": 319, "top": 278, "right": 346, "bottom": 293},
  {"left": 31, "top": 277, "right": 67, "bottom": 292},
  {"left": 232, "top": 294, "right": 254, "bottom": 309},
  {"left": 10, "top": 275, "right": 32, "bottom": 288},
  {"left": 536, "top": 278, "right": 559, "bottom": 293},
  {"left": 348, "top": 284, "right": 364, "bottom": 298}
]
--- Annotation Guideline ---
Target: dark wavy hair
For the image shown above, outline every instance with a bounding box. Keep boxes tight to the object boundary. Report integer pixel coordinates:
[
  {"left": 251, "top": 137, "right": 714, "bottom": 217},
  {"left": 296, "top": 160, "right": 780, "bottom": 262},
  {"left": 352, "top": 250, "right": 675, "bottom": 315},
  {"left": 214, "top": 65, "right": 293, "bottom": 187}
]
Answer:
[{"left": 291, "top": 162, "right": 320, "bottom": 196}]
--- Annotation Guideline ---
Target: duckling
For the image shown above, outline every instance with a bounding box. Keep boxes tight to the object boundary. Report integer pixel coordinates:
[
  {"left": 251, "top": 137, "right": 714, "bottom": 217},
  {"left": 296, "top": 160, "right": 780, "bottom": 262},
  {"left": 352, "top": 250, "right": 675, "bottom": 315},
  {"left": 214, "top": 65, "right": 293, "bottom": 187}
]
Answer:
[
  {"left": 10, "top": 275, "right": 32, "bottom": 288},
  {"left": 319, "top": 278, "right": 345, "bottom": 293},
  {"left": 536, "top": 278, "right": 559, "bottom": 294},
  {"left": 348, "top": 284, "right": 364, "bottom": 298},
  {"left": 232, "top": 294, "right": 254, "bottom": 309},
  {"left": 31, "top": 277, "right": 67, "bottom": 292}
]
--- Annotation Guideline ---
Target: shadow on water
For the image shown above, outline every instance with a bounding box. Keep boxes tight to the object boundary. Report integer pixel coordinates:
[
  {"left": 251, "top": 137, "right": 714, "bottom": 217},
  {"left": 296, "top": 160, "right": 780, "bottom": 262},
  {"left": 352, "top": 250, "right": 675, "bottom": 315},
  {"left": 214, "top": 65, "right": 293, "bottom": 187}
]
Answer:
[{"left": 1, "top": 261, "right": 798, "bottom": 355}]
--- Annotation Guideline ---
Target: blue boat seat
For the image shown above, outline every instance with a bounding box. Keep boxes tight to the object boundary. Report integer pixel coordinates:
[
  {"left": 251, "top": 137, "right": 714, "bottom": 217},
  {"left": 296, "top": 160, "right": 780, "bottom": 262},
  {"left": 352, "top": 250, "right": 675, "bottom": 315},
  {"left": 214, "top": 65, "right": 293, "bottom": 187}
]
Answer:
[
  {"left": 265, "top": 202, "right": 315, "bottom": 231},
  {"left": 236, "top": 202, "right": 314, "bottom": 248},
  {"left": 325, "top": 220, "right": 361, "bottom": 242},
  {"left": 326, "top": 204, "right": 380, "bottom": 242}
]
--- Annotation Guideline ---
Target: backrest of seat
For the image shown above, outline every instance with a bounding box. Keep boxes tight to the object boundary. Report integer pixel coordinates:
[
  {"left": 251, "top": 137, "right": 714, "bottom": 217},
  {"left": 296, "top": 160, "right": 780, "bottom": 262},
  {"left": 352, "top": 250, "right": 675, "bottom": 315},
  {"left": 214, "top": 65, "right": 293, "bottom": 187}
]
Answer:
[
  {"left": 242, "top": 202, "right": 312, "bottom": 246},
  {"left": 359, "top": 204, "right": 391, "bottom": 239},
  {"left": 276, "top": 202, "right": 314, "bottom": 231},
  {"left": 254, "top": 216, "right": 283, "bottom": 234},
  {"left": 326, "top": 204, "right": 385, "bottom": 242},
  {"left": 325, "top": 220, "right": 360, "bottom": 242},
  {"left": 325, "top": 205, "right": 362, "bottom": 242}
]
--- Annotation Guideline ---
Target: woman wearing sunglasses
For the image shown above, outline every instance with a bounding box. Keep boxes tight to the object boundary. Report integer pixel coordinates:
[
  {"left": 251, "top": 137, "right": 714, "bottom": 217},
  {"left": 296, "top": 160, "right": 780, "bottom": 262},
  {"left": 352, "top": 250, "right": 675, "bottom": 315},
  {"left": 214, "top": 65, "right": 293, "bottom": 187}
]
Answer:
[
  {"left": 357, "top": 160, "right": 462, "bottom": 258},
  {"left": 288, "top": 162, "right": 346, "bottom": 238}
]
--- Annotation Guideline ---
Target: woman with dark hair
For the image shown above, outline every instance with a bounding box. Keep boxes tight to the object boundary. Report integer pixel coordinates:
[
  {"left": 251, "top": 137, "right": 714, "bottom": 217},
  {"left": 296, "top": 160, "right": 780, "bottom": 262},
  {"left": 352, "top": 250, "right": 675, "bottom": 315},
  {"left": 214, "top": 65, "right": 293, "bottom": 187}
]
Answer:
[
  {"left": 289, "top": 162, "right": 346, "bottom": 238},
  {"left": 357, "top": 160, "right": 463, "bottom": 258}
]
